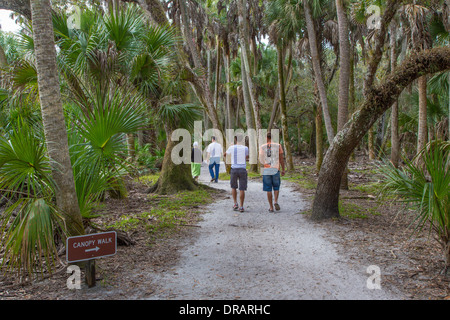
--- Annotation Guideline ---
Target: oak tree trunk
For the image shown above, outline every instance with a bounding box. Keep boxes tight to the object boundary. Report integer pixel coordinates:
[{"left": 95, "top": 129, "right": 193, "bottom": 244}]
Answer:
[{"left": 312, "top": 47, "right": 450, "bottom": 220}]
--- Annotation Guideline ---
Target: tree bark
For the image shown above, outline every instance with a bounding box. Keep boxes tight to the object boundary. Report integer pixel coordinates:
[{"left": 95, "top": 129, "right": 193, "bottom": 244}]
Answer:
[
  {"left": 214, "top": 36, "right": 221, "bottom": 111},
  {"left": 336, "top": 0, "right": 350, "bottom": 133},
  {"left": 390, "top": 21, "right": 400, "bottom": 167},
  {"left": 368, "top": 126, "right": 375, "bottom": 159},
  {"left": 315, "top": 102, "right": 324, "bottom": 173},
  {"left": 363, "top": 0, "right": 401, "bottom": 94},
  {"left": 149, "top": 134, "right": 198, "bottom": 194},
  {"left": 336, "top": 0, "right": 350, "bottom": 190},
  {"left": 417, "top": 75, "right": 428, "bottom": 154},
  {"left": 237, "top": 0, "right": 262, "bottom": 132},
  {"left": 139, "top": 0, "right": 222, "bottom": 133},
  {"left": 0, "top": 0, "right": 32, "bottom": 19},
  {"left": 268, "top": 46, "right": 293, "bottom": 132},
  {"left": 277, "top": 43, "right": 294, "bottom": 171},
  {"left": 31, "top": 0, "right": 84, "bottom": 236},
  {"left": 223, "top": 48, "right": 233, "bottom": 130},
  {"left": 311, "top": 47, "right": 450, "bottom": 220},
  {"left": 303, "top": 0, "right": 334, "bottom": 144},
  {"left": 136, "top": 0, "right": 168, "bottom": 27}
]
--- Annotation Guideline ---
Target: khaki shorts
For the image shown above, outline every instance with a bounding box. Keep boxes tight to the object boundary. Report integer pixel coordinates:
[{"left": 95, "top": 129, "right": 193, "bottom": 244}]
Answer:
[{"left": 230, "top": 168, "right": 248, "bottom": 191}]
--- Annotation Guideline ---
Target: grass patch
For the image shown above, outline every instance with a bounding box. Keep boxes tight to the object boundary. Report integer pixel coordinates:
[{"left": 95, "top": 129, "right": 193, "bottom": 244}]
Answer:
[
  {"left": 352, "top": 181, "right": 382, "bottom": 195},
  {"left": 107, "top": 215, "right": 141, "bottom": 231},
  {"left": 106, "top": 184, "right": 215, "bottom": 238},
  {"left": 338, "top": 201, "right": 382, "bottom": 219},
  {"left": 134, "top": 173, "right": 160, "bottom": 187},
  {"left": 158, "top": 188, "right": 212, "bottom": 210},
  {"left": 283, "top": 171, "right": 317, "bottom": 190}
]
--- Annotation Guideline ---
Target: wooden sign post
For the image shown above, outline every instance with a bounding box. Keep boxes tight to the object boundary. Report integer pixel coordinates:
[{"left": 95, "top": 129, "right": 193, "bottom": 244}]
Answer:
[{"left": 66, "top": 231, "right": 117, "bottom": 288}]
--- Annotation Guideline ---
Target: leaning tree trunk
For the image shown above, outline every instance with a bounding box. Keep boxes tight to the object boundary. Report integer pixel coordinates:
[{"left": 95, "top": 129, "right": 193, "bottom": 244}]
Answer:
[
  {"left": 31, "top": 0, "right": 84, "bottom": 236},
  {"left": 311, "top": 47, "right": 450, "bottom": 220}
]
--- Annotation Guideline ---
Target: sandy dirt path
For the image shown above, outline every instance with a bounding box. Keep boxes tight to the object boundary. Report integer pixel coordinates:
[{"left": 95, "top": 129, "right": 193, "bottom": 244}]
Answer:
[{"left": 145, "top": 164, "right": 404, "bottom": 300}]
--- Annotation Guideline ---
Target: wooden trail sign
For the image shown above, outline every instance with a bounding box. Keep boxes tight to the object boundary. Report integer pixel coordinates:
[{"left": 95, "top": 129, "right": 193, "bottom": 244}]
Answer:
[{"left": 66, "top": 231, "right": 117, "bottom": 263}]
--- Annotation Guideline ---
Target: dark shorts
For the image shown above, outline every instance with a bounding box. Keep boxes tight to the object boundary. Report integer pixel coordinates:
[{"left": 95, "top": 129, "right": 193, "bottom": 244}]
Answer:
[
  {"left": 262, "top": 171, "right": 281, "bottom": 192},
  {"left": 230, "top": 168, "right": 248, "bottom": 191}
]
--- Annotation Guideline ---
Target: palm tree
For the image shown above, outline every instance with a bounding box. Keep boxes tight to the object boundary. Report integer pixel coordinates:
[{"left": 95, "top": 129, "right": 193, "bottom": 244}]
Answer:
[
  {"left": 398, "top": 3, "right": 433, "bottom": 158},
  {"left": 335, "top": 0, "right": 350, "bottom": 189},
  {"left": 390, "top": 19, "right": 400, "bottom": 167},
  {"left": 380, "top": 140, "right": 450, "bottom": 274},
  {"left": 237, "top": 0, "right": 262, "bottom": 132},
  {"left": 266, "top": 0, "right": 303, "bottom": 172},
  {"left": 302, "top": 0, "right": 335, "bottom": 145},
  {"left": 148, "top": 102, "right": 202, "bottom": 194},
  {"left": 30, "top": 0, "right": 84, "bottom": 236},
  {"left": 0, "top": 121, "right": 66, "bottom": 279},
  {"left": 336, "top": 0, "right": 350, "bottom": 134}
]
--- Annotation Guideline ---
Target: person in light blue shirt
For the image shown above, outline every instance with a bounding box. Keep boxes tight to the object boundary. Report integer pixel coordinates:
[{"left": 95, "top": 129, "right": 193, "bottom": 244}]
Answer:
[
  {"left": 206, "top": 136, "right": 223, "bottom": 183},
  {"left": 224, "top": 134, "right": 249, "bottom": 212}
]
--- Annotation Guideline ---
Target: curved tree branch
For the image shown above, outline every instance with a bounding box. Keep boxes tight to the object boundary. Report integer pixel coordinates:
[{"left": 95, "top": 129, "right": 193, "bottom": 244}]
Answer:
[
  {"left": 311, "top": 46, "right": 450, "bottom": 220},
  {"left": 0, "top": 0, "right": 31, "bottom": 20}
]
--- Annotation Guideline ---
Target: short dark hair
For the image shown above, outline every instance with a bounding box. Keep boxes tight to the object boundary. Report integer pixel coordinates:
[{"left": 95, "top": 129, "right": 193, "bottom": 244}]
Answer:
[
  {"left": 267, "top": 132, "right": 272, "bottom": 140},
  {"left": 234, "top": 133, "right": 244, "bottom": 144},
  {"left": 211, "top": 136, "right": 216, "bottom": 141}
]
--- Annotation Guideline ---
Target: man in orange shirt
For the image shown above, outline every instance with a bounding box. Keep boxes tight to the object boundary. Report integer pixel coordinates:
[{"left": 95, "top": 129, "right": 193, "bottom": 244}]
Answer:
[{"left": 259, "top": 132, "right": 285, "bottom": 212}]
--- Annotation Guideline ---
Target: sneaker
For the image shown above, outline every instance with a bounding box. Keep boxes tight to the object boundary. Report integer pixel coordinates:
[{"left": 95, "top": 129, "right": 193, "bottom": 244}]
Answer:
[
  {"left": 239, "top": 207, "right": 244, "bottom": 213},
  {"left": 233, "top": 203, "right": 239, "bottom": 211}
]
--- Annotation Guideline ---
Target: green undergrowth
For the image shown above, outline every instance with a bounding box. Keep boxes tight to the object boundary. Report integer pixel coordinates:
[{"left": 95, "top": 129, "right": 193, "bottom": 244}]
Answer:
[
  {"left": 107, "top": 177, "right": 214, "bottom": 238},
  {"left": 283, "top": 165, "right": 317, "bottom": 190},
  {"left": 338, "top": 201, "right": 382, "bottom": 219},
  {"left": 134, "top": 173, "right": 160, "bottom": 187}
]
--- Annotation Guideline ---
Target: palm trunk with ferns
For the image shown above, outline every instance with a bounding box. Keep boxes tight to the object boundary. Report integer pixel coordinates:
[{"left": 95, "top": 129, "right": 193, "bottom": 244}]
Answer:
[{"left": 30, "top": 0, "right": 84, "bottom": 236}]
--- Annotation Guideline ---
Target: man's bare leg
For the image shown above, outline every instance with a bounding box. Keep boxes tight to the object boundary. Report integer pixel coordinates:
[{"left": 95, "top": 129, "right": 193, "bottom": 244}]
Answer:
[
  {"left": 232, "top": 188, "right": 237, "bottom": 205},
  {"left": 240, "top": 190, "right": 245, "bottom": 208},
  {"left": 267, "top": 191, "right": 274, "bottom": 211},
  {"left": 274, "top": 190, "right": 280, "bottom": 210}
]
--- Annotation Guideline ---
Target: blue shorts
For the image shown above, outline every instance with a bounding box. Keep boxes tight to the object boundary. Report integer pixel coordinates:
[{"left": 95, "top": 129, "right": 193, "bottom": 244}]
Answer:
[{"left": 262, "top": 171, "right": 281, "bottom": 192}]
